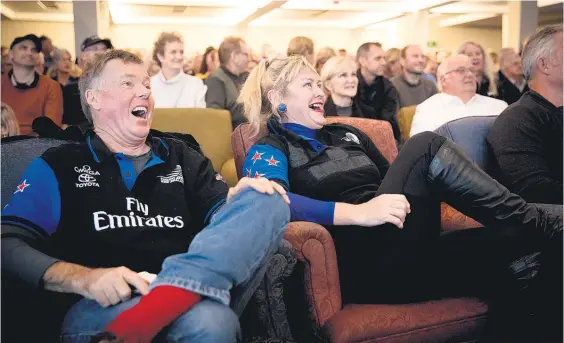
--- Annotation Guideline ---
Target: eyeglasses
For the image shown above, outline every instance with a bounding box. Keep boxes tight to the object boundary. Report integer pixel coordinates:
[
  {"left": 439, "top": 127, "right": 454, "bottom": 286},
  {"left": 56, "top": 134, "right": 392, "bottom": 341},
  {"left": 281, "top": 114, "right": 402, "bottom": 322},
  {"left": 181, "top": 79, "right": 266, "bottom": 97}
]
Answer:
[{"left": 444, "top": 67, "right": 476, "bottom": 76}]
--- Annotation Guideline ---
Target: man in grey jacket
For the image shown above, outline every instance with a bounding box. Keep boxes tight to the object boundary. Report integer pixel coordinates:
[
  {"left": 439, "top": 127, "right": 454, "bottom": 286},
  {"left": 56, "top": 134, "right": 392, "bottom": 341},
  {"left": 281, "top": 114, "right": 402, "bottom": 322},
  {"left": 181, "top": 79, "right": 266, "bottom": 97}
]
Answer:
[{"left": 205, "top": 36, "right": 249, "bottom": 130}]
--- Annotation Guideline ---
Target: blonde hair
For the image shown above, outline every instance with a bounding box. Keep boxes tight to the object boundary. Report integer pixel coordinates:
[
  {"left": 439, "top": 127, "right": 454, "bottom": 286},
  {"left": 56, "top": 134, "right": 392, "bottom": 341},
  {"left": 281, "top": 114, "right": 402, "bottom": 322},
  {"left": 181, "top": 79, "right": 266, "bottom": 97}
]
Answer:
[
  {"left": 287, "top": 36, "right": 314, "bottom": 57},
  {"left": 1, "top": 102, "right": 20, "bottom": 138},
  {"left": 386, "top": 47, "right": 400, "bottom": 62},
  {"left": 320, "top": 56, "right": 357, "bottom": 94},
  {"left": 457, "top": 41, "right": 497, "bottom": 95},
  {"left": 238, "top": 55, "right": 316, "bottom": 134},
  {"left": 152, "top": 32, "right": 183, "bottom": 67}
]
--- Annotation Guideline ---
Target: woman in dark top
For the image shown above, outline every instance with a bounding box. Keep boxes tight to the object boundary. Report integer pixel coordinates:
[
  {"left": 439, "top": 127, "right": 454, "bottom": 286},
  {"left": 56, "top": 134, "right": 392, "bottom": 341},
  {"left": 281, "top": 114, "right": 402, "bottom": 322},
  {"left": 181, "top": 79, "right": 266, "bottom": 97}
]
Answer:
[
  {"left": 320, "top": 56, "right": 359, "bottom": 117},
  {"left": 239, "top": 56, "right": 562, "bottom": 341},
  {"left": 457, "top": 41, "right": 497, "bottom": 97},
  {"left": 49, "top": 48, "right": 79, "bottom": 87}
]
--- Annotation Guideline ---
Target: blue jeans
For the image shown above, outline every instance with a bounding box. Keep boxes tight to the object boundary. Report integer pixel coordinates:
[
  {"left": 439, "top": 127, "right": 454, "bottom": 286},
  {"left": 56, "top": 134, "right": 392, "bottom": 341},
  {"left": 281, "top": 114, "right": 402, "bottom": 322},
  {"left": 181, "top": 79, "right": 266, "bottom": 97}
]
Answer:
[{"left": 61, "top": 189, "right": 290, "bottom": 343}]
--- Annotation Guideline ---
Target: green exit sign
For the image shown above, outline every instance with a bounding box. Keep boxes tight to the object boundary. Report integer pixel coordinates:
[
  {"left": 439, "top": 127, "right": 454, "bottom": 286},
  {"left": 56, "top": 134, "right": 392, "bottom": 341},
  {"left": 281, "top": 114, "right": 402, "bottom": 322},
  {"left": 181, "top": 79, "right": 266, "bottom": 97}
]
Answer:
[{"left": 427, "top": 41, "right": 437, "bottom": 47}]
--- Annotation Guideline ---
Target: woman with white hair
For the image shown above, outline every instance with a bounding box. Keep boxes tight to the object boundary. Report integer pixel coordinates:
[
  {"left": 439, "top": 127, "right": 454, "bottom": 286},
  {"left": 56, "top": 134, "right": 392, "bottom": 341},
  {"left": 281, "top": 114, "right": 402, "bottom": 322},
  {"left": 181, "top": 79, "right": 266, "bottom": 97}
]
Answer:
[
  {"left": 238, "top": 55, "right": 561, "bottom": 340},
  {"left": 320, "top": 56, "right": 360, "bottom": 117},
  {"left": 49, "top": 48, "right": 80, "bottom": 86},
  {"left": 457, "top": 41, "right": 497, "bottom": 96}
]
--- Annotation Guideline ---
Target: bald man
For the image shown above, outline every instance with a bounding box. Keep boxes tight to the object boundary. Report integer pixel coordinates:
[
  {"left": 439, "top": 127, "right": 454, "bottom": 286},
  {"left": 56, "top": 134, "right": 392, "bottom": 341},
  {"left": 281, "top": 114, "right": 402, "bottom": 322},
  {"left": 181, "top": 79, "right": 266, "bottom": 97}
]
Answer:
[{"left": 410, "top": 54, "right": 507, "bottom": 136}]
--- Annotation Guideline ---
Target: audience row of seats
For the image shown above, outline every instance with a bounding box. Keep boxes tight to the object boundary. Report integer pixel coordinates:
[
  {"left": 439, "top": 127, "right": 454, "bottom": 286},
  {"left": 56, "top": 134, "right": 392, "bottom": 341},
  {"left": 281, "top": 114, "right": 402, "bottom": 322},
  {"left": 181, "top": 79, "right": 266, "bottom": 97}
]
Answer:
[
  {"left": 149, "top": 108, "right": 492, "bottom": 342},
  {"left": 2, "top": 109, "right": 557, "bottom": 343}
]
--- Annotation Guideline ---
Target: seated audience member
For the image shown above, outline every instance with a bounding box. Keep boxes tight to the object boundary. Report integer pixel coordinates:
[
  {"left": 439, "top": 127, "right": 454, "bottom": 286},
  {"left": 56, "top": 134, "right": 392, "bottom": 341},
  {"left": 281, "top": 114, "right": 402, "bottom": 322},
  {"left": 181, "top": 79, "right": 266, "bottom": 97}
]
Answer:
[
  {"left": 39, "top": 35, "right": 55, "bottom": 72},
  {"left": 1, "top": 34, "right": 62, "bottom": 135},
  {"left": 150, "top": 32, "right": 207, "bottom": 108},
  {"left": 206, "top": 36, "right": 249, "bottom": 129},
  {"left": 1, "top": 102, "right": 20, "bottom": 138},
  {"left": 497, "top": 48, "right": 529, "bottom": 105},
  {"left": 410, "top": 54, "right": 507, "bottom": 136},
  {"left": 2, "top": 47, "right": 13, "bottom": 74},
  {"left": 1, "top": 49, "right": 292, "bottom": 343},
  {"left": 62, "top": 36, "right": 113, "bottom": 127},
  {"left": 391, "top": 45, "right": 438, "bottom": 108},
  {"left": 457, "top": 41, "right": 497, "bottom": 96},
  {"left": 286, "top": 36, "right": 315, "bottom": 65},
  {"left": 196, "top": 46, "right": 219, "bottom": 79},
  {"left": 423, "top": 55, "right": 438, "bottom": 83},
  {"left": 338, "top": 48, "right": 347, "bottom": 57},
  {"left": 49, "top": 48, "right": 79, "bottom": 87},
  {"left": 487, "top": 25, "right": 563, "bottom": 205},
  {"left": 314, "top": 47, "right": 336, "bottom": 73},
  {"left": 321, "top": 56, "right": 359, "bottom": 117},
  {"left": 147, "top": 59, "right": 160, "bottom": 77},
  {"left": 385, "top": 47, "right": 402, "bottom": 79},
  {"left": 355, "top": 42, "right": 401, "bottom": 142},
  {"left": 240, "top": 55, "right": 562, "bottom": 342},
  {"left": 490, "top": 51, "right": 500, "bottom": 73},
  {"left": 35, "top": 52, "right": 46, "bottom": 75}
]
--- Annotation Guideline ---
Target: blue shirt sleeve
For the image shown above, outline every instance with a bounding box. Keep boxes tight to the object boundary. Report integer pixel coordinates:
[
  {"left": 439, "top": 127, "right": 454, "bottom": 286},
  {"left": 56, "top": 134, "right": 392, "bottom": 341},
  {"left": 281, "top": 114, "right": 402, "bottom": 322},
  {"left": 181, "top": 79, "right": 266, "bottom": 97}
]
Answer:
[
  {"left": 243, "top": 144, "right": 336, "bottom": 225},
  {"left": 1, "top": 158, "right": 61, "bottom": 237},
  {"left": 288, "top": 192, "right": 335, "bottom": 225},
  {"left": 243, "top": 144, "right": 289, "bottom": 188}
]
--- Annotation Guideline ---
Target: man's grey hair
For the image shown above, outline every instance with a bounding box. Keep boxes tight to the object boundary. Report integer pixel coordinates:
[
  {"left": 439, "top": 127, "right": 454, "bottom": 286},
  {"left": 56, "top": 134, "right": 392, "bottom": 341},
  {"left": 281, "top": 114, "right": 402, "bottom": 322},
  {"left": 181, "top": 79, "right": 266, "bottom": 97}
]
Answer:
[
  {"left": 436, "top": 54, "right": 468, "bottom": 92},
  {"left": 78, "top": 49, "right": 143, "bottom": 122},
  {"left": 521, "top": 25, "right": 563, "bottom": 80}
]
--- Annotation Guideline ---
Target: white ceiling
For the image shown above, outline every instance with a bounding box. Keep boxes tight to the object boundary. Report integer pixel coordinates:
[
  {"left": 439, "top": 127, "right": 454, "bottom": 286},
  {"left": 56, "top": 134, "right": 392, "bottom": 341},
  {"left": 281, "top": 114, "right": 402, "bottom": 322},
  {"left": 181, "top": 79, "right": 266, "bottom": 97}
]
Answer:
[{"left": 0, "top": 0, "right": 562, "bottom": 29}]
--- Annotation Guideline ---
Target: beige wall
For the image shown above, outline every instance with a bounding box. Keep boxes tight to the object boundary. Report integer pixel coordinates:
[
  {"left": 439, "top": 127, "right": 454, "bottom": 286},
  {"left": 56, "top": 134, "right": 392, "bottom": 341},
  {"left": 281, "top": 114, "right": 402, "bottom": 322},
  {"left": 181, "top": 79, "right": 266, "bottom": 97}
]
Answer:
[
  {"left": 2, "top": 20, "right": 76, "bottom": 57},
  {"left": 1, "top": 18, "right": 502, "bottom": 59},
  {"left": 427, "top": 17, "right": 503, "bottom": 53}
]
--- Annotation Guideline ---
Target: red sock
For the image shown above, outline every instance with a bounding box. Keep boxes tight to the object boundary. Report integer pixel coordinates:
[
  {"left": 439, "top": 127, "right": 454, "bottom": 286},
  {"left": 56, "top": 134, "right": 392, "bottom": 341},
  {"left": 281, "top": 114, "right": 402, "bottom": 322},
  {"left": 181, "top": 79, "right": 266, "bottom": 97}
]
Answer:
[{"left": 105, "top": 286, "right": 201, "bottom": 343}]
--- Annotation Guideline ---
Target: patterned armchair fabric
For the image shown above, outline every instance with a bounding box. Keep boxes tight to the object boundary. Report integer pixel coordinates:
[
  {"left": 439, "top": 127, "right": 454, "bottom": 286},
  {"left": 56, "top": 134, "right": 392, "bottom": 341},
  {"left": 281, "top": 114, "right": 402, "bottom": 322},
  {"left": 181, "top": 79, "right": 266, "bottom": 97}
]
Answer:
[{"left": 231, "top": 118, "right": 489, "bottom": 343}]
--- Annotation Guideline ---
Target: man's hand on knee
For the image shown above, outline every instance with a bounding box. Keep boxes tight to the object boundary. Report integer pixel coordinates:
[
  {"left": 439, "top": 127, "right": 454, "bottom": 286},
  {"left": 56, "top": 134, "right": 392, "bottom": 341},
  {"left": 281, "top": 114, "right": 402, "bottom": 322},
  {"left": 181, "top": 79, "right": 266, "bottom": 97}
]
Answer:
[{"left": 227, "top": 177, "right": 290, "bottom": 204}]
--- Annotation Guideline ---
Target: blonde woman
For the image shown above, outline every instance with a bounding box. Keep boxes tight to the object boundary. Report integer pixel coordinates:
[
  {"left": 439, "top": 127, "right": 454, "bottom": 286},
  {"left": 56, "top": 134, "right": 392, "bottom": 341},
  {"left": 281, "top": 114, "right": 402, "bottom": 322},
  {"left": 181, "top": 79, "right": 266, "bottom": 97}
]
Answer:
[
  {"left": 49, "top": 48, "right": 79, "bottom": 86},
  {"left": 238, "top": 56, "right": 560, "bottom": 339},
  {"left": 320, "top": 56, "right": 359, "bottom": 117},
  {"left": 1, "top": 102, "right": 20, "bottom": 138},
  {"left": 457, "top": 41, "right": 497, "bottom": 96},
  {"left": 385, "top": 47, "right": 402, "bottom": 78}
]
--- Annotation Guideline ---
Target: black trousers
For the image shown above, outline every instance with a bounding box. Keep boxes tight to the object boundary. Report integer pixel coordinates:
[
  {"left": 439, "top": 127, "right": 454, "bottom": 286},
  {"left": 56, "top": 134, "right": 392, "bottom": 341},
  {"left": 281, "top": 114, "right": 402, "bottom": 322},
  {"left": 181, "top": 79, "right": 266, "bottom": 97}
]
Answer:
[{"left": 329, "top": 132, "right": 535, "bottom": 306}]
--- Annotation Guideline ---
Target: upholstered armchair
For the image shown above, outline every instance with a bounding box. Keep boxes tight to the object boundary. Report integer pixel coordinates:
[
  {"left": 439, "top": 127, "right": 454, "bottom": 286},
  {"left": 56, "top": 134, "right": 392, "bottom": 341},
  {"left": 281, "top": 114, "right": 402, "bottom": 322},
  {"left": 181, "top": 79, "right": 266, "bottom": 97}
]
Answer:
[
  {"left": 152, "top": 108, "right": 238, "bottom": 187},
  {"left": 232, "top": 117, "right": 488, "bottom": 343}
]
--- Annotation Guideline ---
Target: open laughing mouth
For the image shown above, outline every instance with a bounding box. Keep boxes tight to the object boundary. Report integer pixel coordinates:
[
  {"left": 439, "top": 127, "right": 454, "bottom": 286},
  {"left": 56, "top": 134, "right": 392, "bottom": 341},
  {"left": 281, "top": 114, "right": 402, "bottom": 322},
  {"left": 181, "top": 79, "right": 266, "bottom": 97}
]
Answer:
[
  {"left": 309, "top": 102, "right": 324, "bottom": 112},
  {"left": 131, "top": 106, "right": 149, "bottom": 119}
]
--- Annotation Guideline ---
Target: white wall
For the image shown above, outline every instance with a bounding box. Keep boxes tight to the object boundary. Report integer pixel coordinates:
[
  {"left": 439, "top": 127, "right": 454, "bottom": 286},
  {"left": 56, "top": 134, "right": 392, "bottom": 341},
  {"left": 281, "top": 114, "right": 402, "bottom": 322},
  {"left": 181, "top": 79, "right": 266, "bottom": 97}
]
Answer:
[
  {"left": 2, "top": 20, "right": 76, "bottom": 57},
  {"left": 1, "top": 18, "right": 502, "bottom": 59}
]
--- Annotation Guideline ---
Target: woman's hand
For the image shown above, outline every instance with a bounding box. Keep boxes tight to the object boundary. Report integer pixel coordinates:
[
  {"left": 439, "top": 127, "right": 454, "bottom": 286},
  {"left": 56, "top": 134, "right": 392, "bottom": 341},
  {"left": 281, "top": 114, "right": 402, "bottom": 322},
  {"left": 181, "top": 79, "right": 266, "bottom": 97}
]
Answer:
[
  {"left": 353, "top": 194, "right": 411, "bottom": 228},
  {"left": 227, "top": 177, "right": 290, "bottom": 204}
]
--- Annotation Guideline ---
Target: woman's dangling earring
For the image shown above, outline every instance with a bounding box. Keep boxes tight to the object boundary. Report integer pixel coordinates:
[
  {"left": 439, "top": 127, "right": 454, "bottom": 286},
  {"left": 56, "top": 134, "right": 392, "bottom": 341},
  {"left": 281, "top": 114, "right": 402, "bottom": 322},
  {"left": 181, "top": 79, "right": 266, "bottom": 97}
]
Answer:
[{"left": 278, "top": 103, "right": 287, "bottom": 114}]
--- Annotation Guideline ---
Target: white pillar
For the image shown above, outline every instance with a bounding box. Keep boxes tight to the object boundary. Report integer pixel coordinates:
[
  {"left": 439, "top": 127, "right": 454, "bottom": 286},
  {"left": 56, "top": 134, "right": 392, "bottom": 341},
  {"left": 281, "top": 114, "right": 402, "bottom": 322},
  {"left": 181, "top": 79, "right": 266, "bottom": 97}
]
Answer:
[
  {"left": 502, "top": 1, "right": 538, "bottom": 51},
  {"left": 72, "top": 1, "right": 98, "bottom": 58},
  {"left": 397, "top": 10, "right": 429, "bottom": 49}
]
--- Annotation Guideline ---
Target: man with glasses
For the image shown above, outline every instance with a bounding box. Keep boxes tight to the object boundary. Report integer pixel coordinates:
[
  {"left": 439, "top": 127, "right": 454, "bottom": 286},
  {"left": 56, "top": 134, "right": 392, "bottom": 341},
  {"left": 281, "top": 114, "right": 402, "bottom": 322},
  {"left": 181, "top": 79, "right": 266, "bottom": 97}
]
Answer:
[
  {"left": 409, "top": 54, "right": 507, "bottom": 137},
  {"left": 62, "top": 36, "right": 113, "bottom": 127}
]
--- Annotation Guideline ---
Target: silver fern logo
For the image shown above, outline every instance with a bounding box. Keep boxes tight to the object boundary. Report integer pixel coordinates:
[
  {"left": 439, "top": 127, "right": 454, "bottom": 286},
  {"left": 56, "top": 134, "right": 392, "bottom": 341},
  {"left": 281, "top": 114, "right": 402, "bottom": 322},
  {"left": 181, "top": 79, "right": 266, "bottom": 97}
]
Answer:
[{"left": 342, "top": 132, "right": 360, "bottom": 144}]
